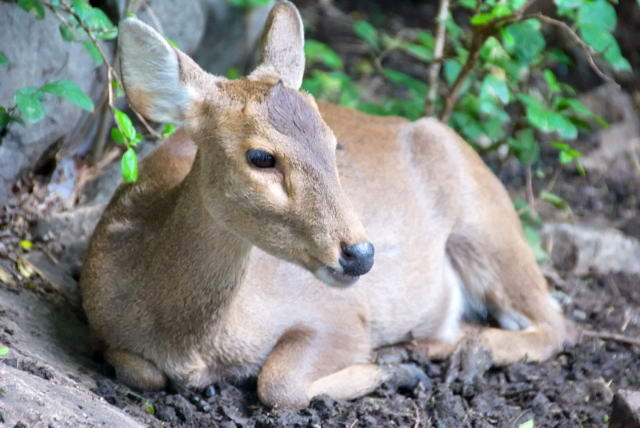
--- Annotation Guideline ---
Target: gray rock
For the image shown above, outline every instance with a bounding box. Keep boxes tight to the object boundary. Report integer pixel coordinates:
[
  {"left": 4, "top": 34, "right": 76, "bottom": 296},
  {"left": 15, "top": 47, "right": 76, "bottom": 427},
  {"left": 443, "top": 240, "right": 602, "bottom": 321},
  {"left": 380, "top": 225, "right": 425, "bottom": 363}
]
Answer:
[
  {"left": 610, "top": 389, "right": 640, "bottom": 428},
  {"left": 127, "top": 0, "right": 208, "bottom": 55},
  {"left": 195, "top": 0, "right": 274, "bottom": 75},
  {"left": 0, "top": 3, "right": 108, "bottom": 205},
  {"left": 542, "top": 222, "right": 640, "bottom": 276},
  {"left": 579, "top": 83, "right": 640, "bottom": 186},
  {"left": 0, "top": 287, "right": 155, "bottom": 427}
]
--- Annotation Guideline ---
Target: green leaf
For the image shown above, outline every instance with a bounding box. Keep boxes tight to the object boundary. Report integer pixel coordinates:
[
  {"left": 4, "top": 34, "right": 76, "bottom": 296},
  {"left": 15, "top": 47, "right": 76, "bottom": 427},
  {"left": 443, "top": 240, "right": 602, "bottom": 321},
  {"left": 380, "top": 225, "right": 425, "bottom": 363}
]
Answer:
[
  {"left": 0, "top": 107, "right": 10, "bottom": 131},
  {"left": 554, "top": 0, "right": 581, "bottom": 9},
  {"left": 114, "top": 109, "right": 136, "bottom": 141},
  {"left": 95, "top": 27, "right": 118, "bottom": 40},
  {"left": 161, "top": 123, "right": 177, "bottom": 138},
  {"left": 451, "top": 112, "right": 485, "bottom": 143},
  {"left": 508, "top": 0, "right": 527, "bottom": 10},
  {"left": 458, "top": 0, "right": 477, "bottom": 9},
  {"left": 143, "top": 401, "right": 155, "bottom": 415},
  {"left": 543, "top": 69, "right": 561, "bottom": 92},
  {"left": 519, "top": 419, "right": 536, "bottom": 428},
  {"left": 383, "top": 68, "right": 428, "bottom": 97},
  {"left": 41, "top": 80, "right": 94, "bottom": 112},
  {"left": 131, "top": 132, "right": 142, "bottom": 147},
  {"left": 72, "top": 0, "right": 115, "bottom": 32},
  {"left": 14, "top": 87, "right": 45, "bottom": 123},
  {"left": 82, "top": 40, "right": 103, "bottom": 65},
  {"left": 481, "top": 74, "right": 510, "bottom": 104},
  {"left": 578, "top": 0, "right": 616, "bottom": 31},
  {"left": 555, "top": 97, "right": 592, "bottom": 116},
  {"left": 20, "top": 240, "right": 33, "bottom": 250},
  {"left": 402, "top": 43, "right": 433, "bottom": 62},
  {"left": 603, "top": 42, "right": 632, "bottom": 71},
  {"left": 59, "top": 24, "right": 77, "bottom": 41},
  {"left": 523, "top": 225, "right": 549, "bottom": 262},
  {"left": 417, "top": 31, "right": 435, "bottom": 50},
  {"left": 111, "top": 79, "right": 125, "bottom": 98},
  {"left": 111, "top": 127, "right": 125, "bottom": 144},
  {"left": 508, "top": 128, "right": 539, "bottom": 164},
  {"left": 0, "top": 52, "right": 8, "bottom": 67},
  {"left": 471, "top": 13, "right": 494, "bottom": 25},
  {"left": 225, "top": 66, "right": 240, "bottom": 79},
  {"left": 304, "top": 40, "right": 344, "bottom": 70},
  {"left": 549, "top": 113, "right": 578, "bottom": 139},
  {"left": 540, "top": 191, "right": 569, "bottom": 210},
  {"left": 0, "top": 346, "right": 9, "bottom": 357},
  {"left": 165, "top": 37, "right": 179, "bottom": 49},
  {"left": 579, "top": 24, "right": 615, "bottom": 53},
  {"left": 121, "top": 148, "right": 139, "bottom": 183},
  {"left": 552, "top": 141, "right": 583, "bottom": 165},
  {"left": 18, "top": 0, "right": 45, "bottom": 19},
  {"left": 491, "top": 4, "right": 512, "bottom": 18},
  {"left": 502, "top": 19, "right": 545, "bottom": 62},
  {"left": 353, "top": 20, "right": 379, "bottom": 50},
  {"left": 444, "top": 59, "right": 462, "bottom": 86}
]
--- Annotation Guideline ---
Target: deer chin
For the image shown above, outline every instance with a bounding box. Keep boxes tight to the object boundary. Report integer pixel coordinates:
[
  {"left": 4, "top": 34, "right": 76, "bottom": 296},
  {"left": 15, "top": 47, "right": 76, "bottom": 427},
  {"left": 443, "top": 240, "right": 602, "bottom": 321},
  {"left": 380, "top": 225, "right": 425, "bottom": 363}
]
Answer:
[{"left": 314, "top": 266, "right": 360, "bottom": 288}]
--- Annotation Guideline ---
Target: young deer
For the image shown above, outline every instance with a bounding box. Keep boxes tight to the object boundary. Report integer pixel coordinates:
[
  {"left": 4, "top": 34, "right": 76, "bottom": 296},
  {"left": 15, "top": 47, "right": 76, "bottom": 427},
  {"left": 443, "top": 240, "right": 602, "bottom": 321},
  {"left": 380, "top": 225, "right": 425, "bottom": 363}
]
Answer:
[{"left": 81, "top": 1, "right": 574, "bottom": 408}]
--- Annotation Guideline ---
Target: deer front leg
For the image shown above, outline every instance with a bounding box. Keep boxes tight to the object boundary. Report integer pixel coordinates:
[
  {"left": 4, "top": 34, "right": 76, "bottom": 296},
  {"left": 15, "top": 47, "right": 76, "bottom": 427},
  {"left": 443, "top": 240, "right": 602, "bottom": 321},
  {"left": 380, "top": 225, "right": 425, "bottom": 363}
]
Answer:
[
  {"left": 257, "top": 327, "right": 375, "bottom": 408},
  {"left": 258, "top": 326, "right": 424, "bottom": 408}
]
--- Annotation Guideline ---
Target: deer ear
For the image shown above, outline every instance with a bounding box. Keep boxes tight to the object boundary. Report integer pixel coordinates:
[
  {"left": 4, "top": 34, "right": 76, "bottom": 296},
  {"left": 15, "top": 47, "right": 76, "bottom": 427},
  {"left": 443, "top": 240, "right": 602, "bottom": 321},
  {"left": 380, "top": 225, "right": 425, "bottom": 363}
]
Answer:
[
  {"left": 118, "top": 18, "right": 206, "bottom": 123},
  {"left": 249, "top": 1, "right": 305, "bottom": 89}
]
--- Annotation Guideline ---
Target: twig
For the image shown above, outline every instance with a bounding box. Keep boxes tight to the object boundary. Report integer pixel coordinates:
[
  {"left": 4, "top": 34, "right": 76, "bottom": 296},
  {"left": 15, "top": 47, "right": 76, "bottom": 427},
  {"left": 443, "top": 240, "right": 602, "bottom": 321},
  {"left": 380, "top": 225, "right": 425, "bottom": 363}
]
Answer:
[
  {"left": 581, "top": 329, "right": 640, "bottom": 346},
  {"left": 525, "top": 164, "right": 537, "bottom": 217},
  {"left": 346, "top": 419, "right": 358, "bottom": 428},
  {"left": 426, "top": 0, "right": 450, "bottom": 117},
  {"left": 439, "top": 0, "right": 618, "bottom": 121},
  {"left": 528, "top": 13, "right": 616, "bottom": 86},
  {"left": 440, "top": 28, "right": 486, "bottom": 122},
  {"left": 52, "top": 0, "right": 162, "bottom": 140},
  {"left": 411, "top": 400, "right": 422, "bottom": 428}
]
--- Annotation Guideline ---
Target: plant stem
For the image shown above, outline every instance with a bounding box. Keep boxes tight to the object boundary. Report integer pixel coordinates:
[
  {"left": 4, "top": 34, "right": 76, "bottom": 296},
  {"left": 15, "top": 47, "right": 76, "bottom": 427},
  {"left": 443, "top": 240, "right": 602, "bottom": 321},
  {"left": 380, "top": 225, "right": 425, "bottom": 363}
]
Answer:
[
  {"left": 525, "top": 164, "right": 537, "bottom": 218},
  {"left": 47, "top": 0, "right": 162, "bottom": 142},
  {"left": 527, "top": 12, "right": 616, "bottom": 86},
  {"left": 441, "top": 28, "right": 486, "bottom": 122},
  {"left": 426, "top": 0, "right": 450, "bottom": 117}
]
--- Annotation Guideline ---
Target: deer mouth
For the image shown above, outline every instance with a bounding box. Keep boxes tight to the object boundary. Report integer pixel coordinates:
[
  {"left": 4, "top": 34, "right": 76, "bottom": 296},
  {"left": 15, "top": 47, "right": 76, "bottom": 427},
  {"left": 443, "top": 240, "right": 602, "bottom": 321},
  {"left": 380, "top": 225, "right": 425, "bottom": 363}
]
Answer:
[{"left": 314, "top": 266, "right": 360, "bottom": 288}]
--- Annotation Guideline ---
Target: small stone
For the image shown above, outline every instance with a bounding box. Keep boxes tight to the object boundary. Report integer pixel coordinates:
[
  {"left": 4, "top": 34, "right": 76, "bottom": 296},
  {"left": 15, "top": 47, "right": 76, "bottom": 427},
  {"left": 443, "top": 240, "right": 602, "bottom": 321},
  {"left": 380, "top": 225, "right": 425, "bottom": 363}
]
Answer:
[
  {"left": 572, "top": 309, "right": 587, "bottom": 321},
  {"left": 203, "top": 385, "right": 216, "bottom": 399},
  {"left": 610, "top": 389, "right": 640, "bottom": 428}
]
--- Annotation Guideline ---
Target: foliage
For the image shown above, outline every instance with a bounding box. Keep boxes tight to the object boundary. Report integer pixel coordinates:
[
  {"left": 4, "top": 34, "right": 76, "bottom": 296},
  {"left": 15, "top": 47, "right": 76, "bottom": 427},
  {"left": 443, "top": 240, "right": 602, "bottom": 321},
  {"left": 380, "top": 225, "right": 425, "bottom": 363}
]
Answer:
[
  {"left": 226, "top": 0, "right": 271, "bottom": 10},
  {"left": 2, "top": 0, "right": 179, "bottom": 182},
  {"left": 302, "top": 0, "right": 631, "bottom": 255}
]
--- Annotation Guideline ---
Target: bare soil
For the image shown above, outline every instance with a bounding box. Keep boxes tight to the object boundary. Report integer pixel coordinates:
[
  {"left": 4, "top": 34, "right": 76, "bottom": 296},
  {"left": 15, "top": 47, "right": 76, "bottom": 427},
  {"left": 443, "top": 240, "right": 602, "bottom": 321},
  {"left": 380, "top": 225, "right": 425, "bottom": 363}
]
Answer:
[{"left": 1, "top": 150, "right": 639, "bottom": 427}]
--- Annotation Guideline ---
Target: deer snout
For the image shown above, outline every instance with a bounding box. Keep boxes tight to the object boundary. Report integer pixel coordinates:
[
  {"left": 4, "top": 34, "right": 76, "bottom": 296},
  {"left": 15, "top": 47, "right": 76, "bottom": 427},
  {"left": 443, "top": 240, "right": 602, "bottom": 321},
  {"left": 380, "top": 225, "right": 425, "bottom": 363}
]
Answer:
[{"left": 340, "top": 242, "right": 375, "bottom": 276}]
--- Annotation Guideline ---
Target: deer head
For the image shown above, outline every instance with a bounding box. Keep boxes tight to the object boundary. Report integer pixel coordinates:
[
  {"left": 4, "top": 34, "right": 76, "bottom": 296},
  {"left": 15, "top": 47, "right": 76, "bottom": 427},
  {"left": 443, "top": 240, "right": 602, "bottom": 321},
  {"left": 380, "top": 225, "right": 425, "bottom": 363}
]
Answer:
[{"left": 117, "top": 2, "right": 374, "bottom": 287}]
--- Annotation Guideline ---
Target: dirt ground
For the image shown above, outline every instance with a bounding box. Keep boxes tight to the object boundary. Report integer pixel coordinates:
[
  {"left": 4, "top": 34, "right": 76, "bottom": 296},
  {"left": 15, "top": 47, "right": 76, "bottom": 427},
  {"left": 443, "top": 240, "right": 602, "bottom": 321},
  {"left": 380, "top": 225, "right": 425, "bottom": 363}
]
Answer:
[{"left": 1, "top": 153, "right": 639, "bottom": 427}]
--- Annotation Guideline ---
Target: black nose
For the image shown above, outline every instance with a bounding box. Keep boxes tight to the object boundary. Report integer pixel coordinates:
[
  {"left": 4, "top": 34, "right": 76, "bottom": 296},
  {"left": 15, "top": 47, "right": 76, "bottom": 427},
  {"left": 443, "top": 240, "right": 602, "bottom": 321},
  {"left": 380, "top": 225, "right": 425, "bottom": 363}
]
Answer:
[{"left": 339, "top": 242, "right": 375, "bottom": 276}]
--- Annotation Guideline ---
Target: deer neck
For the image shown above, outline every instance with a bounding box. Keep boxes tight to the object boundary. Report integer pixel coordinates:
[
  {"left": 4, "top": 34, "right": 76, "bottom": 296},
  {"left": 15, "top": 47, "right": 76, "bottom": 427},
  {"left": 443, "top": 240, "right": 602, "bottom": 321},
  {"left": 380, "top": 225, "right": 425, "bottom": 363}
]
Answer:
[{"left": 162, "top": 150, "right": 252, "bottom": 325}]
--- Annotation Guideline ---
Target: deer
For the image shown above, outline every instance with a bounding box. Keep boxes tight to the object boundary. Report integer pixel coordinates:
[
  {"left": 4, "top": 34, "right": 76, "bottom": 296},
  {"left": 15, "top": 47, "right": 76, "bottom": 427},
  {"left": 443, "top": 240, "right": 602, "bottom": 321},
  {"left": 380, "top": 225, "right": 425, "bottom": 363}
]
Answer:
[{"left": 80, "top": 1, "right": 575, "bottom": 409}]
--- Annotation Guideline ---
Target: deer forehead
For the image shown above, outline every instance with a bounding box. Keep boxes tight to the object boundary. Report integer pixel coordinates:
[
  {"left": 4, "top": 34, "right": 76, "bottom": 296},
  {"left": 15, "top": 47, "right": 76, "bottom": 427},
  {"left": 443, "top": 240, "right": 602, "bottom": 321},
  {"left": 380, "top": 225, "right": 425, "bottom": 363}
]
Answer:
[{"left": 197, "top": 80, "right": 335, "bottom": 173}]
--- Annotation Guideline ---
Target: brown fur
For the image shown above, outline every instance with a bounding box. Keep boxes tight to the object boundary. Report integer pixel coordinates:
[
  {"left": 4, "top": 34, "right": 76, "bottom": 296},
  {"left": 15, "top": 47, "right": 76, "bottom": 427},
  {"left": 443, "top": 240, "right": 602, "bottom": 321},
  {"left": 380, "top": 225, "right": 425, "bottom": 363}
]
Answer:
[{"left": 81, "top": 2, "right": 575, "bottom": 409}]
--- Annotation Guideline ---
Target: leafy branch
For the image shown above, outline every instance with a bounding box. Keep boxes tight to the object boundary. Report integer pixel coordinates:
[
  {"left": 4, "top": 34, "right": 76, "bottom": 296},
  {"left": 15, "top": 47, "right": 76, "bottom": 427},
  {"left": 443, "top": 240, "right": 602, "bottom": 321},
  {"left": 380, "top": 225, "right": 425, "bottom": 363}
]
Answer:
[
  {"left": 5, "top": 0, "right": 177, "bottom": 183},
  {"left": 426, "top": 0, "right": 450, "bottom": 116}
]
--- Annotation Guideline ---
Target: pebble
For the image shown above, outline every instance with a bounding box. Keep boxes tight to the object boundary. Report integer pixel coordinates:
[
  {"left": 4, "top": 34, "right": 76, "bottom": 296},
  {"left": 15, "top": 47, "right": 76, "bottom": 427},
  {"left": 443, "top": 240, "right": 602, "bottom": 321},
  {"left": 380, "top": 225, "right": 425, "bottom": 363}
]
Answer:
[{"left": 203, "top": 385, "right": 216, "bottom": 399}]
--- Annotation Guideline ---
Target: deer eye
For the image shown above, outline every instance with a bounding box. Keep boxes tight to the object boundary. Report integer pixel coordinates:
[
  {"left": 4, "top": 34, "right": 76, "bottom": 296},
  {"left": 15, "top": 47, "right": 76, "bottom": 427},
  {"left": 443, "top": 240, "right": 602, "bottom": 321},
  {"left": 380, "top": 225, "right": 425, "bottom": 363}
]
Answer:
[{"left": 246, "top": 149, "right": 276, "bottom": 168}]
